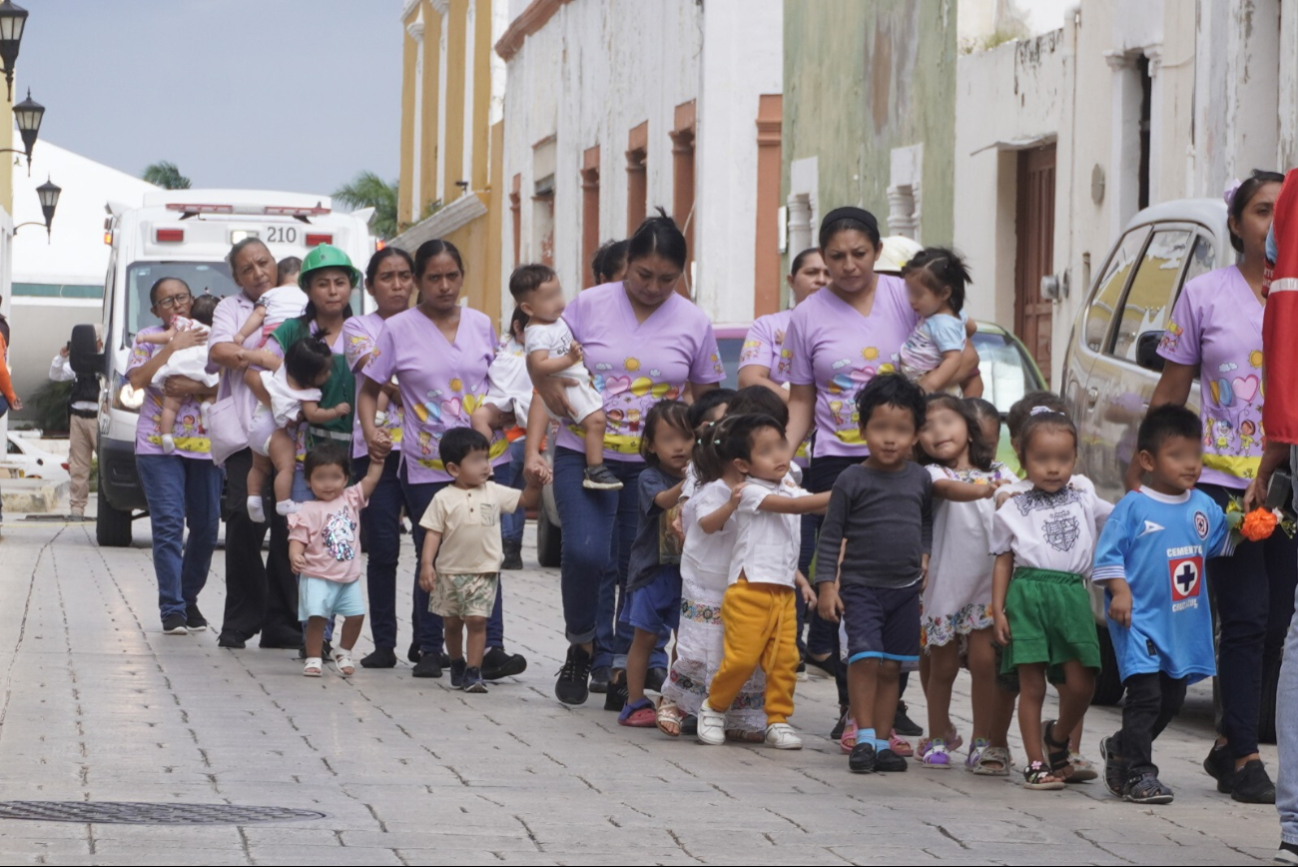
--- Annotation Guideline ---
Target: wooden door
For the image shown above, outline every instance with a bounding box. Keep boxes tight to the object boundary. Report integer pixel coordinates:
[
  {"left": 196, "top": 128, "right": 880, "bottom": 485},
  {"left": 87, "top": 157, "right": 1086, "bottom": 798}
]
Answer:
[{"left": 1015, "top": 144, "right": 1056, "bottom": 383}]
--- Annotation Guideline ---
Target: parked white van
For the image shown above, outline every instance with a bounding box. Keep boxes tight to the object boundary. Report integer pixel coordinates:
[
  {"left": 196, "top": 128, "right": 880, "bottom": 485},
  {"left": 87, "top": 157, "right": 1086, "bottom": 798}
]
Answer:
[{"left": 70, "top": 189, "right": 376, "bottom": 547}]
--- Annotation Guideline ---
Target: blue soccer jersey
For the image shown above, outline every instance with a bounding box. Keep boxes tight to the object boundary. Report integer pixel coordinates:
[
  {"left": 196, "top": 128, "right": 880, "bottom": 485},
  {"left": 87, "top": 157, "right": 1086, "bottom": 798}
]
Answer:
[{"left": 1092, "top": 488, "right": 1232, "bottom": 683}]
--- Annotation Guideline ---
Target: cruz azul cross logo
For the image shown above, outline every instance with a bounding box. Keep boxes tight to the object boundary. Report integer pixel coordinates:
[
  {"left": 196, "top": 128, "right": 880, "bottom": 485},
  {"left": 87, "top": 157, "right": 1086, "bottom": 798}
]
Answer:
[{"left": 1169, "top": 556, "right": 1203, "bottom": 602}]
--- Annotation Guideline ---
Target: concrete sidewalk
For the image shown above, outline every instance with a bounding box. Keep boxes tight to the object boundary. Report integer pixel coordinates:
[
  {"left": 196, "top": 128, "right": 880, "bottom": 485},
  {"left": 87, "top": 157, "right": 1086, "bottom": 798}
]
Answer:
[{"left": 0, "top": 510, "right": 1284, "bottom": 865}]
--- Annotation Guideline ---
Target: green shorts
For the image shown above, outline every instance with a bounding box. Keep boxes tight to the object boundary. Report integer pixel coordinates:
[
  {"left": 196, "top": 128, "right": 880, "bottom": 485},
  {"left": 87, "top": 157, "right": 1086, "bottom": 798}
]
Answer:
[{"left": 1001, "top": 567, "right": 1099, "bottom": 682}]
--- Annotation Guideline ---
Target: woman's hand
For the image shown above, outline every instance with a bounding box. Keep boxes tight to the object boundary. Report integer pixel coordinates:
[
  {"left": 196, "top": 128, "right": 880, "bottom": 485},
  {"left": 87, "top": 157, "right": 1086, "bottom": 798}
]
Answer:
[
  {"left": 532, "top": 374, "right": 578, "bottom": 419},
  {"left": 524, "top": 453, "right": 553, "bottom": 486},
  {"left": 1244, "top": 474, "right": 1267, "bottom": 513},
  {"left": 9, "top": 396, "right": 22, "bottom": 412},
  {"left": 165, "top": 327, "right": 208, "bottom": 354},
  {"left": 162, "top": 376, "right": 206, "bottom": 399}
]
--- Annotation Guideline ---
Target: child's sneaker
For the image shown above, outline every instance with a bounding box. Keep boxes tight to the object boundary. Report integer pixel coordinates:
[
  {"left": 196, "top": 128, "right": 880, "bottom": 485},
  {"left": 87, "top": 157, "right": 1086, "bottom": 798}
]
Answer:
[
  {"left": 462, "top": 666, "right": 488, "bottom": 694},
  {"left": 696, "top": 701, "right": 725, "bottom": 745},
  {"left": 875, "top": 748, "right": 908, "bottom": 773},
  {"left": 764, "top": 723, "right": 802, "bottom": 750},
  {"left": 583, "top": 465, "right": 624, "bottom": 490},
  {"left": 1123, "top": 769, "right": 1173, "bottom": 805},
  {"left": 246, "top": 495, "right": 266, "bottom": 524},
  {"left": 920, "top": 738, "right": 951, "bottom": 769},
  {"left": 888, "top": 730, "right": 914, "bottom": 758},
  {"left": 839, "top": 717, "right": 857, "bottom": 754},
  {"left": 449, "top": 657, "right": 467, "bottom": 688},
  {"left": 161, "top": 434, "right": 176, "bottom": 455}
]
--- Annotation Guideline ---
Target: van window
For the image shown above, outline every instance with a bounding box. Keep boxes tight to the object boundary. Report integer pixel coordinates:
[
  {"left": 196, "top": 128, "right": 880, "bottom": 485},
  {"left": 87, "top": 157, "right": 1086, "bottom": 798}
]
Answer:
[
  {"left": 1084, "top": 228, "right": 1147, "bottom": 352},
  {"left": 123, "top": 262, "right": 238, "bottom": 343},
  {"left": 1181, "top": 234, "right": 1218, "bottom": 288},
  {"left": 1110, "top": 229, "right": 1193, "bottom": 362}
]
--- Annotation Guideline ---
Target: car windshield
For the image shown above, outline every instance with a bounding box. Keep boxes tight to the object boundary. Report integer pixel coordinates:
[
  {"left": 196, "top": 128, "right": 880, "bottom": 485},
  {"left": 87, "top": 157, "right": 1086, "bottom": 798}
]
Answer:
[
  {"left": 124, "top": 261, "right": 239, "bottom": 344},
  {"left": 972, "top": 330, "right": 1043, "bottom": 415}
]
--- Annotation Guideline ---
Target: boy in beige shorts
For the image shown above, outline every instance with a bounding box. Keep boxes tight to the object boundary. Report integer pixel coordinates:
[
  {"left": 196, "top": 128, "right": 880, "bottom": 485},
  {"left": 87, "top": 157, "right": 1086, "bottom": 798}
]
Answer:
[{"left": 418, "top": 428, "right": 543, "bottom": 693}]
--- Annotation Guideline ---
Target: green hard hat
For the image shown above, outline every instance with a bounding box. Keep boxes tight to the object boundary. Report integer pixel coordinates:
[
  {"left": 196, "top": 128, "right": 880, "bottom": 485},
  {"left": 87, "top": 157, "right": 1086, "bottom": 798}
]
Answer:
[{"left": 298, "top": 243, "right": 361, "bottom": 289}]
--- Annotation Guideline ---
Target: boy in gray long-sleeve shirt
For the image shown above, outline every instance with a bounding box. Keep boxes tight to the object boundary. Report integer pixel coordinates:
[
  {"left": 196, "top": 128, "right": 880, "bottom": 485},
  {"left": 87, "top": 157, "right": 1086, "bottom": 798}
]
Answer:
[{"left": 816, "top": 375, "right": 991, "bottom": 775}]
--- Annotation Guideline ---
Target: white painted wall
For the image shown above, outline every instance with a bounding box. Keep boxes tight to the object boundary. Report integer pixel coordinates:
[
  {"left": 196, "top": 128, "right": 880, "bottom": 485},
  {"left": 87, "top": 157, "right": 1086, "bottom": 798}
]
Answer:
[{"left": 499, "top": 0, "right": 780, "bottom": 325}]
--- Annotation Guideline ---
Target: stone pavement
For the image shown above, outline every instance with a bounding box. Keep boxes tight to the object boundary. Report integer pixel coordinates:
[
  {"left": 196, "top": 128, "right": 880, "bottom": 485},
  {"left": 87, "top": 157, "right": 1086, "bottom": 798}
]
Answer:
[{"left": 0, "top": 508, "right": 1285, "bottom": 865}]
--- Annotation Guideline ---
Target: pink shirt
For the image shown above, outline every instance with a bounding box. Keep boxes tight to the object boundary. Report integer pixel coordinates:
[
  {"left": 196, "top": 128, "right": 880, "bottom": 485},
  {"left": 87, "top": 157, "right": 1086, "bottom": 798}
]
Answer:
[
  {"left": 780, "top": 276, "right": 918, "bottom": 458},
  {"left": 1159, "top": 265, "right": 1265, "bottom": 489},
  {"left": 561, "top": 282, "right": 723, "bottom": 461},
  {"left": 205, "top": 292, "right": 263, "bottom": 448},
  {"left": 125, "top": 325, "right": 212, "bottom": 460},
  {"left": 363, "top": 306, "right": 507, "bottom": 484},
  {"left": 344, "top": 312, "right": 404, "bottom": 460},
  {"left": 740, "top": 308, "right": 795, "bottom": 384},
  {"left": 287, "top": 484, "right": 367, "bottom": 583}
]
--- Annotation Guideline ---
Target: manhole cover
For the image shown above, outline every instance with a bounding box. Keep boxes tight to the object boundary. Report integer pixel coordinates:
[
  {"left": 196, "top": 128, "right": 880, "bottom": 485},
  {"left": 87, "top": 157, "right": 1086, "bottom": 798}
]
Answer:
[{"left": 0, "top": 801, "right": 326, "bottom": 825}]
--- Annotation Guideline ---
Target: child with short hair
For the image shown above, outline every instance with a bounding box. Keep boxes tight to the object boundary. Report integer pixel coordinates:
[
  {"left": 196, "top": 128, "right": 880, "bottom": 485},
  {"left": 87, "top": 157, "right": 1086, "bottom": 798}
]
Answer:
[
  {"left": 992, "top": 407, "right": 1113, "bottom": 789},
  {"left": 245, "top": 337, "right": 352, "bottom": 523},
  {"left": 288, "top": 439, "right": 391, "bottom": 677},
  {"left": 277, "top": 256, "right": 302, "bottom": 289},
  {"left": 503, "top": 263, "right": 620, "bottom": 491},
  {"left": 418, "top": 428, "right": 541, "bottom": 693},
  {"left": 696, "top": 413, "right": 826, "bottom": 750},
  {"left": 619, "top": 400, "right": 693, "bottom": 727},
  {"left": 1093, "top": 405, "right": 1233, "bottom": 804},
  {"left": 899, "top": 248, "right": 974, "bottom": 394},
  {"left": 233, "top": 262, "right": 308, "bottom": 350},
  {"left": 134, "top": 293, "right": 221, "bottom": 454},
  {"left": 815, "top": 375, "right": 993, "bottom": 774}
]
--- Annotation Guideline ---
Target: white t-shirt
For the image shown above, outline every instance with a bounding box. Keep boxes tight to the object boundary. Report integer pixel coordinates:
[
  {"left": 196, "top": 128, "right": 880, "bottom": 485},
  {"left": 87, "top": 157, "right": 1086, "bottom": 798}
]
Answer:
[
  {"left": 259, "top": 284, "right": 308, "bottom": 327},
  {"left": 525, "top": 319, "right": 592, "bottom": 384},
  {"left": 990, "top": 475, "right": 1114, "bottom": 578},
  {"left": 484, "top": 336, "right": 532, "bottom": 420},
  {"left": 260, "top": 364, "right": 322, "bottom": 428},
  {"left": 681, "top": 479, "right": 737, "bottom": 586},
  {"left": 729, "top": 473, "right": 809, "bottom": 587}
]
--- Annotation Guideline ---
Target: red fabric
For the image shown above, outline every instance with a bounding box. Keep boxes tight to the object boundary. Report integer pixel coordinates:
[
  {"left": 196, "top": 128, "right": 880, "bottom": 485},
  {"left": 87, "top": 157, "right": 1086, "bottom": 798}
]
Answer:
[
  {"left": 0, "top": 333, "right": 14, "bottom": 404},
  {"left": 1262, "top": 169, "right": 1298, "bottom": 444}
]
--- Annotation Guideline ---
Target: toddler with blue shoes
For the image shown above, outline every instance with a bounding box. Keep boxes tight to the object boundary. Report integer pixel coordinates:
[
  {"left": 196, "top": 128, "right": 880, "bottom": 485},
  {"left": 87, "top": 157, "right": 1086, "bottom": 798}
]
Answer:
[{"left": 1093, "top": 405, "right": 1235, "bottom": 805}]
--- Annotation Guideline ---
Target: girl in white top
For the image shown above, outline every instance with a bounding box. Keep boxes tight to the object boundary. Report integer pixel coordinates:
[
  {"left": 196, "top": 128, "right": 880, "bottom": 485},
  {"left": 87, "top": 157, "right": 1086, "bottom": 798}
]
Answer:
[
  {"left": 991, "top": 408, "right": 1113, "bottom": 790},
  {"left": 472, "top": 307, "right": 533, "bottom": 439},
  {"left": 663, "top": 417, "right": 767, "bottom": 740},
  {"left": 916, "top": 395, "right": 1017, "bottom": 772}
]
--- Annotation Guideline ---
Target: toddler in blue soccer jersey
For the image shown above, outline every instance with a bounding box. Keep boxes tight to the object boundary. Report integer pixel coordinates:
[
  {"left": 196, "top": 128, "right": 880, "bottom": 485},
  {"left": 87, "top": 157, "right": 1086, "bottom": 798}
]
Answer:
[{"left": 1092, "top": 405, "right": 1234, "bottom": 806}]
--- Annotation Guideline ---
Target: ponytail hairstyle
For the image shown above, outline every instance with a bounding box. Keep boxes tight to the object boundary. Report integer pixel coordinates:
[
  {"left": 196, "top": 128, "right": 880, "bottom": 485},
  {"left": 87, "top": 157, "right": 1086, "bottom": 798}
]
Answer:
[
  {"left": 1227, "top": 170, "right": 1286, "bottom": 253},
  {"left": 901, "top": 246, "right": 973, "bottom": 314},
  {"left": 627, "top": 207, "right": 687, "bottom": 272},
  {"left": 693, "top": 414, "right": 738, "bottom": 486},
  {"left": 592, "top": 239, "right": 630, "bottom": 283},
  {"left": 789, "top": 247, "right": 822, "bottom": 277},
  {"left": 1016, "top": 408, "right": 1079, "bottom": 466},
  {"left": 414, "top": 238, "right": 465, "bottom": 279},
  {"left": 365, "top": 246, "right": 415, "bottom": 285}
]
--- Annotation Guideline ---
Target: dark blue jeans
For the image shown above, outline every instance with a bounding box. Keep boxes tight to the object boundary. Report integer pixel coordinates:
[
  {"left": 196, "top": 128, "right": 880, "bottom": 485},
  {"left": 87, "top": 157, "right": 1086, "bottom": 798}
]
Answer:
[
  {"left": 552, "top": 448, "right": 667, "bottom": 671},
  {"left": 400, "top": 463, "right": 507, "bottom": 654},
  {"left": 354, "top": 451, "right": 417, "bottom": 650},
  {"left": 496, "top": 438, "right": 527, "bottom": 545},
  {"left": 136, "top": 454, "right": 222, "bottom": 624}
]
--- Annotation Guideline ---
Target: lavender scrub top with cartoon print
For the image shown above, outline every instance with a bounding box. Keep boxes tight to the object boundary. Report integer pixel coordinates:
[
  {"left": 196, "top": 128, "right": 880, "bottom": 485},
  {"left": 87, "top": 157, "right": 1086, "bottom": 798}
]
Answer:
[
  {"left": 362, "top": 306, "right": 508, "bottom": 485},
  {"left": 740, "top": 308, "right": 795, "bottom": 384},
  {"left": 343, "top": 312, "right": 404, "bottom": 460},
  {"left": 1158, "top": 265, "right": 1265, "bottom": 489},
  {"left": 125, "top": 326, "right": 212, "bottom": 459},
  {"left": 559, "top": 282, "right": 724, "bottom": 461},
  {"left": 780, "top": 275, "right": 919, "bottom": 458}
]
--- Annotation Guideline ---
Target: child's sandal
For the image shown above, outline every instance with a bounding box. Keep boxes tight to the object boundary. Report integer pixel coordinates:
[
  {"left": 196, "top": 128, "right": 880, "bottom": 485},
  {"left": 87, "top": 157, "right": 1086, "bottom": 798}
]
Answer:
[
  {"left": 656, "top": 699, "right": 682, "bottom": 737},
  {"left": 972, "top": 744, "right": 1012, "bottom": 776},
  {"left": 1041, "top": 719, "right": 1073, "bottom": 779},
  {"left": 332, "top": 649, "right": 356, "bottom": 677},
  {"left": 303, "top": 657, "right": 323, "bottom": 677},
  {"left": 1022, "top": 760, "right": 1066, "bottom": 790}
]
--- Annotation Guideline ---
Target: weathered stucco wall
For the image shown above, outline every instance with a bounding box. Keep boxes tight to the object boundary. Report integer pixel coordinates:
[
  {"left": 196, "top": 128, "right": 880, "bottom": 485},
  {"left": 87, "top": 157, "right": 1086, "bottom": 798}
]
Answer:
[{"left": 783, "top": 0, "right": 957, "bottom": 257}]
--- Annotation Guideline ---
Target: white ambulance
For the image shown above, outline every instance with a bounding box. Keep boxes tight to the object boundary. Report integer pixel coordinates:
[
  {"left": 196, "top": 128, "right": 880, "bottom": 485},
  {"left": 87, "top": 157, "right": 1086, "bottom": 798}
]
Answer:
[{"left": 72, "top": 189, "right": 377, "bottom": 546}]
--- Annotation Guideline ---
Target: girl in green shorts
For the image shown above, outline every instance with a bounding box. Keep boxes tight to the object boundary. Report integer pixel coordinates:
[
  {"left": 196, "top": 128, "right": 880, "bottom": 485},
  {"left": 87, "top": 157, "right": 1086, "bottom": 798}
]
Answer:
[{"left": 990, "top": 409, "right": 1114, "bottom": 789}]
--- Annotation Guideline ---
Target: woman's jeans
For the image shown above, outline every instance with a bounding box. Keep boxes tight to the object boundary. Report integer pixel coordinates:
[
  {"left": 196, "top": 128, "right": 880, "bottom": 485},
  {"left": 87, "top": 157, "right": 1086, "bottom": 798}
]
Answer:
[
  {"left": 399, "top": 464, "right": 507, "bottom": 655},
  {"left": 552, "top": 448, "right": 668, "bottom": 671},
  {"left": 1201, "top": 482, "right": 1298, "bottom": 758},
  {"left": 497, "top": 438, "right": 527, "bottom": 546},
  {"left": 136, "top": 454, "right": 222, "bottom": 625}
]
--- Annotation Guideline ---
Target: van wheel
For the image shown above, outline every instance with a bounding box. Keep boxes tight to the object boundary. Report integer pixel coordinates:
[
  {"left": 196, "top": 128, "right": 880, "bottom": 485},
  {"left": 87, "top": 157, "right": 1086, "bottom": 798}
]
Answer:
[
  {"left": 1259, "top": 648, "right": 1281, "bottom": 745},
  {"left": 1092, "top": 625, "right": 1125, "bottom": 706},
  {"left": 96, "top": 488, "right": 133, "bottom": 548},
  {"left": 536, "top": 508, "right": 562, "bottom": 569}
]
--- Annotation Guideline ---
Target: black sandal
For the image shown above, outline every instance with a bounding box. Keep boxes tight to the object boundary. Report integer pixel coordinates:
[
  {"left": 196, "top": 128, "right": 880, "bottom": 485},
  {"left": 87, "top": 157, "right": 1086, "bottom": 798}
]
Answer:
[{"left": 1042, "top": 719, "right": 1073, "bottom": 779}]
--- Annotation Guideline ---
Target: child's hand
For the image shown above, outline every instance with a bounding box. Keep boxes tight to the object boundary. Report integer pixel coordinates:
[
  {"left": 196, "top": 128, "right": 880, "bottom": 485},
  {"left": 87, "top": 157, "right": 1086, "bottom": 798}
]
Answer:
[
  {"left": 291, "top": 551, "right": 307, "bottom": 575},
  {"left": 671, "top": 510, "right": 685, "bottom": 543},
  {"left": 995, "top": 488, "right": 1022, "bottom": 509},
  {"left": 1108, "top": 587, "right": 1133, "bottom": 629},
  {"left": 566, "top": 340, "right": 584, "bottom": 363},
  {"left": 816, "top": 583, "right": 843, "bottom": 624},
  {"left": 370, "top": 437, "right": 393, "bottom": 462},
  {"left": 921, "top": 553, "right": 930, "bottom": 590},
  {"left": 729, "top": 483, "right": 746, "bottom": 508},
  {"left": 419, "top": 563, "right": 437, "bottom": 593},
  {"left": 334, "top": 401, "right": 352, "bottom": 418},
  {"left": 795, "top": 571, "right": 817, "bottom": 606},
  {"left": 993, "top": 610, "right": 1011, "bottom": 645}
]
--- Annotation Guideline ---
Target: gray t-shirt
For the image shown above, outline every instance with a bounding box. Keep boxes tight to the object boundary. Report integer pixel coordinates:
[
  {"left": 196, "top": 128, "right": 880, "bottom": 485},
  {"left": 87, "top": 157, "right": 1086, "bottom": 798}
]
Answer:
[{"left": 815, "top": 462, "right": 933, "bottom": 589}]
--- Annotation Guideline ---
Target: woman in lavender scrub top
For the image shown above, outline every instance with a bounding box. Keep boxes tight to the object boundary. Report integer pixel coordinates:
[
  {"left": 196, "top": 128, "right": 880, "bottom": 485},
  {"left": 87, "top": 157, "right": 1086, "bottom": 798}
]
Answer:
[
  {"left": 358, "top": 239, "right": 526, "bottom": 681},
  {"left": 125, "top": 277, "right": 222, "bottom": 635},
  {"left": 524, "top": 211, "right": 724, "bottom": 706},
  {"left": 1130, "top": 170, "right": 1290, "bottom": 804}
]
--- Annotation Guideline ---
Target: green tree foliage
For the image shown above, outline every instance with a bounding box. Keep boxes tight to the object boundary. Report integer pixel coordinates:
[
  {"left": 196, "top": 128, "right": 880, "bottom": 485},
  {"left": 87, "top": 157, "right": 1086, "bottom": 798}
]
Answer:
[{"left": 142, "top": 161, "right": 192, "bottom": 189}]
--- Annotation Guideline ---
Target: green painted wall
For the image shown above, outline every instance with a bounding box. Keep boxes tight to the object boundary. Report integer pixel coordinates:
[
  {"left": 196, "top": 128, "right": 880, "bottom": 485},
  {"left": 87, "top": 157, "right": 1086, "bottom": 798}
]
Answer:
[{"left": 783, "top": 0, "right": 957, "bottom": 252}]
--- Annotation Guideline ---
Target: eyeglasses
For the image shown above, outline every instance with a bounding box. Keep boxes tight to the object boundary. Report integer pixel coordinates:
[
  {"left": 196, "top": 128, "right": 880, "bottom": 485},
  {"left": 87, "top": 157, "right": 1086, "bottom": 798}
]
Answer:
[{"left": 155, "top": 293, "right": 192, "bottom": 309}]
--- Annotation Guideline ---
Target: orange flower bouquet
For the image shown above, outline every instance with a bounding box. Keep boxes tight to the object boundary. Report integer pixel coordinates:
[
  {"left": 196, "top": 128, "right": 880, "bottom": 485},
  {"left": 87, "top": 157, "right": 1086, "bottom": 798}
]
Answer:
[{"left": 1225, "top": 496, "right": 1295, "bottom": 545}]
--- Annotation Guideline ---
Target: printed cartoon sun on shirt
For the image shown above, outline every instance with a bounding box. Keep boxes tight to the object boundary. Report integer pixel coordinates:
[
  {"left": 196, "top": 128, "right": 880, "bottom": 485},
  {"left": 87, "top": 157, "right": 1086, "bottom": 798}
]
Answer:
[
  {"left": 578, "top": 355, "right": 685, "bottom": 455},
  {"left": 409, "top": 375, "right": 507, "bottom": 470},
  {"left": 128, "top": 337, "right": 211, "bottom": 455},
  {"left": 815, "top": 347, "right": 898, "bottom": 445}
]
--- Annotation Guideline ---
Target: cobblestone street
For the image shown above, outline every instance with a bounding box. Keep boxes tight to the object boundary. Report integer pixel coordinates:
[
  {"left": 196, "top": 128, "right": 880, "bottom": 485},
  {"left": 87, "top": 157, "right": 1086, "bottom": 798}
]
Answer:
[{"left": 0, "top": 513, "right": 1284, "bottom": 865}]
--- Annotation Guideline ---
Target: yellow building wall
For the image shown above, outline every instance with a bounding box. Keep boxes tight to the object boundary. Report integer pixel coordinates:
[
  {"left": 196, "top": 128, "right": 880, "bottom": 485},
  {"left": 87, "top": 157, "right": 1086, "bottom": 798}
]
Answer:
[
  {"left": 420, "top": 6, "right": 441, "bottom": 218},
  {"left": 398, "top": 19, "right": 416, "bottom": 224}
]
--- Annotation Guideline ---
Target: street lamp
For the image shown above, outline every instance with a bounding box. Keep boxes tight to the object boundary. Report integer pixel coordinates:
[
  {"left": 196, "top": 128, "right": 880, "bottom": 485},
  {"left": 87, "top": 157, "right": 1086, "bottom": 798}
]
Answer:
[
  {"left": 14, "top": 176, "right": 60, "bottom": 242},
  {"left": 5, "top": 88, "right": 41, "bottom": 172},
  {"left": 0, "top": 1, "right": 26, "bottom": 102}
]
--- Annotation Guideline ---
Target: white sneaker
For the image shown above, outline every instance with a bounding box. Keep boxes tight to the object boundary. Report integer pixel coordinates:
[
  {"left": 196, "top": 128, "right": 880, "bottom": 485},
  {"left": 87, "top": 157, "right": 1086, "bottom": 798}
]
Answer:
[
  {"left": 246, "top": 495, "right": 266, "bottom": 524},
  {"left": 696, "top": 701, "right": 725, "bottom": 746},
  {"left": 765, "top": 723, "right": 803, "bottom": 750},
  {"left": 160, "top": 434, "right": 176, "bottom": 455}
]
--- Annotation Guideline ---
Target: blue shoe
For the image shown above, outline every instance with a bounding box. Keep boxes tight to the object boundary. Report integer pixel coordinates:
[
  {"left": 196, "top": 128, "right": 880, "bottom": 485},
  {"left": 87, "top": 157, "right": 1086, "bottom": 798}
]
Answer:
[
  {"left": 449, "top": 658, "right": 467, "bottom": 689},
  {"left": 463, "top": 666, "right": 488, "bottom": 694}
]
